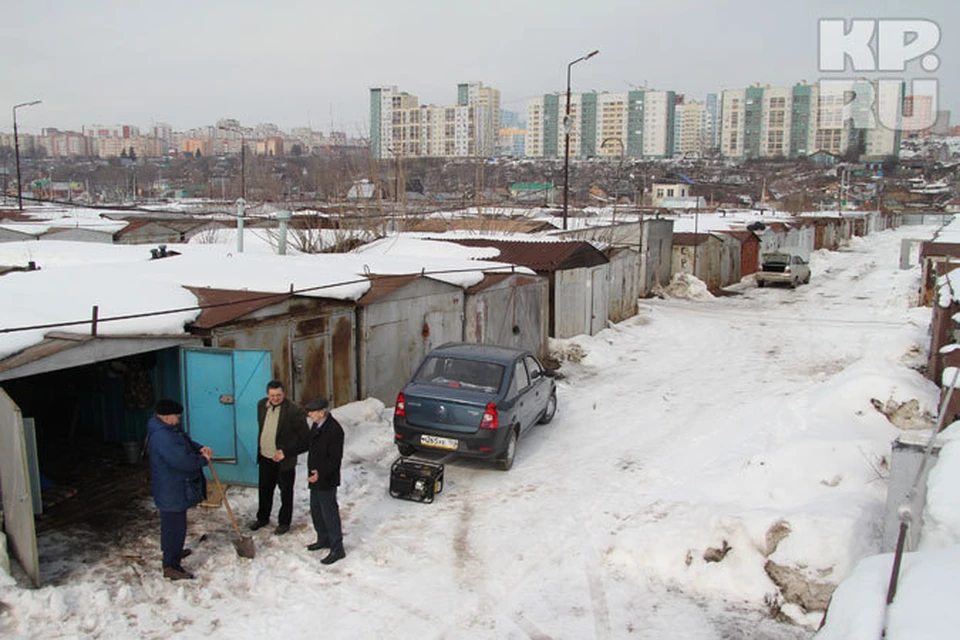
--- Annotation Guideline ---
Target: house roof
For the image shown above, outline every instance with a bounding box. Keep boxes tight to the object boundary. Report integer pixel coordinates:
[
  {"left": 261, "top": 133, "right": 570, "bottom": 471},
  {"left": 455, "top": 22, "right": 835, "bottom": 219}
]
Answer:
[
  {"left": 446, "top": 239, "right": 608, "bottom": 272},
  {"left": 667, "top": 172, "right": 695, "bottom": 185}
]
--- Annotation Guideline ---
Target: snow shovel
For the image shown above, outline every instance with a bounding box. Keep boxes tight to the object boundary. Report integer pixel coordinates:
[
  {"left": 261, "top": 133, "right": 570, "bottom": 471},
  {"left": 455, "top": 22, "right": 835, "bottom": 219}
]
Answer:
[{"left": 208, "top": 462, "right": 256, "bottom": 559}]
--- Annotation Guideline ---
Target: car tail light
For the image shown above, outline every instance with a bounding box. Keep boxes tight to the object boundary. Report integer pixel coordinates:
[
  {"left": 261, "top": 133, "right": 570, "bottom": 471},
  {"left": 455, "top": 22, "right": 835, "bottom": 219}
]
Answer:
[
  {"left": 394, "top": 391, "right": 406, "bottom": 418},
  {"left": 784, "top": 265, "right": 791, "bottom": 274},
  {"left": 479, "top": 402, "right": 498, "bottom": 430}
]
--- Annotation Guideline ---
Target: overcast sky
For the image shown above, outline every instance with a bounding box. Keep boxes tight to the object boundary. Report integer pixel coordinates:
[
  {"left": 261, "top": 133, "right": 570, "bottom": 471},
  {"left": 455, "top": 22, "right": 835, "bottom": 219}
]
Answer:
[{"left": 2, "top": 0, "right": 957, "bottom": 136}]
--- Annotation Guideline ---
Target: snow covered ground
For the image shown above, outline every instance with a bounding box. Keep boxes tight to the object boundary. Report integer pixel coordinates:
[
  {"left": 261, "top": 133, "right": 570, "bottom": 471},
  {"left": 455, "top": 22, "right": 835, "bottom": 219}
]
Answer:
[{"left": 0, "top": 224, "right": 954, "bottom": 638}]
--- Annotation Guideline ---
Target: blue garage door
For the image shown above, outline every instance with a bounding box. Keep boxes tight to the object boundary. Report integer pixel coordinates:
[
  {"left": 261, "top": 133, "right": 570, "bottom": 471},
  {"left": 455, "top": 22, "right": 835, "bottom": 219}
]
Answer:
[{"left": 181, "top": 348, "right": 270, "bottom": 486}]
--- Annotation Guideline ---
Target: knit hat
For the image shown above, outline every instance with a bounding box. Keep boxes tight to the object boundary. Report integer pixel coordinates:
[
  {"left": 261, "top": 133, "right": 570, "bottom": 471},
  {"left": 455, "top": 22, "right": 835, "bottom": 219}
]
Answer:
[
  {"left": 155, "top": 399, "right": 184, "bottom": 416},
  {"left": 304, "top": 398, "right": 329, "bottom": 412}
]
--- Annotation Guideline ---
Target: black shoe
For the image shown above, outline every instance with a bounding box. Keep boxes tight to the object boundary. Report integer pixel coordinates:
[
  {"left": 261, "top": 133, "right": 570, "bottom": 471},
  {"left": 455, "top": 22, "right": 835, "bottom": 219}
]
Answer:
[
  {"left": 163, "top": 565, "right": 195, "bottom": 580},
  {"left": 179, "top": 548, "right": 192, "bottom": 560},
  {"left": 249, "top": 519, "right": 269, "bottom": 531},
  {"left": 306, "top": 540, "right": 330, "bottom": 552},
  {"left": 321, "top": 548, "right": 345, "bottom": 565},
  {"left": 274, "top": 524, "right": 290, "bottom": 536}
]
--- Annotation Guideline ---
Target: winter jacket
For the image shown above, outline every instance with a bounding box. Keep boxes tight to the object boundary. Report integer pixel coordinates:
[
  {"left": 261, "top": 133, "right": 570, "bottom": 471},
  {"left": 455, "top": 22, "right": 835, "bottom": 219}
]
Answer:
[
  {"left": 147, "top": 415, "right": 208, "bottom": 512},
  {"left": 256, "top": 397, "right": 310, "bottom": 471},
  {"left": 307, "top": 414, "right": 344, "bottom": 490}
]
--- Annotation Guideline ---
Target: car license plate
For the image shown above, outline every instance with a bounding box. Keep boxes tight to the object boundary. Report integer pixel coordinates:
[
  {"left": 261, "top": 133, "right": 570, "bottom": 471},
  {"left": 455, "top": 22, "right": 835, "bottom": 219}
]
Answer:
[{"left": 420, "top": 434, "right": 458, "bottom": 450}]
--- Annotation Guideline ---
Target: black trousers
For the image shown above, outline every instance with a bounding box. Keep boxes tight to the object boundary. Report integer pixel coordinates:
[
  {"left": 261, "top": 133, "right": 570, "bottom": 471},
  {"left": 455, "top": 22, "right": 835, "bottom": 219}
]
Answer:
[
  {"left": 256, "top": 456, "right": 296, "bottom": 526},
  {"left": 309, "top": 485, "right": 343, "bottom": 552},
  {"left": 159, "top": 510, "right": 187, "bottom": 568}
]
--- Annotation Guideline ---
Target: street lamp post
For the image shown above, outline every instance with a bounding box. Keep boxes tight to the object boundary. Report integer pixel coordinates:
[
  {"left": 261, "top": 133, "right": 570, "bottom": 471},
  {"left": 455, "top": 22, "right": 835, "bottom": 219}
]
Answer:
[
  {"left": 13, "top": 100, "right": 42, "bottom": 211},
  {"left": 562, "top": 50, "right": 599, "bottom": 230}
]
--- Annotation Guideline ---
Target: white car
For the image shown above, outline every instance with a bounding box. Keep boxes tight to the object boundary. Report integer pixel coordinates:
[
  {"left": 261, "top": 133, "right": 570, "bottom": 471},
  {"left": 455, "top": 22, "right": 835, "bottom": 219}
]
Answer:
[{"left": 756, "top": 251, "right": 811, "bottom": 288}]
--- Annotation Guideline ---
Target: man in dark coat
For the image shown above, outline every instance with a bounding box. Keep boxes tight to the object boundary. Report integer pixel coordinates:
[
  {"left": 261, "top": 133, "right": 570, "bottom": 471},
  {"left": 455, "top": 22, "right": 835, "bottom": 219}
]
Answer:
[
  {"left": 304, "top": 397, "right": 345, "bottom": 565},
  {"left": 147, "top": 398, "right": 212, "bottom": 581},
  {"left": 250, "top": 379, "right": 309, "bottom": 535}
]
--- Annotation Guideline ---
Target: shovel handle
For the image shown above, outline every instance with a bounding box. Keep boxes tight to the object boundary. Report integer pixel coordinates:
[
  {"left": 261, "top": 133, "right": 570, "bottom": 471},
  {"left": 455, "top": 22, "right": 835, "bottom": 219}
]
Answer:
[{"left": 207, "top": 462, "right": 242, "bottom": 538}]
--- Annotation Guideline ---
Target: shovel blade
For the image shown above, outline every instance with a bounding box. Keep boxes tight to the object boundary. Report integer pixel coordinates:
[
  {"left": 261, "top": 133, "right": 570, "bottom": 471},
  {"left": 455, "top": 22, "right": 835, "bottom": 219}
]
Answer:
[{"left": 234, "top": 536, "right": 256, "bottom": 559}]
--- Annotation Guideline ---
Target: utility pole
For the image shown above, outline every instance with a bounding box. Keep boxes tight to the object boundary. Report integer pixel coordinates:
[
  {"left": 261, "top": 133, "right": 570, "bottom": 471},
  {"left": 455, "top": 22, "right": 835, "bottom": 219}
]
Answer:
[{"left": 13, "top": 100, "right": 42, "bottom": 211}]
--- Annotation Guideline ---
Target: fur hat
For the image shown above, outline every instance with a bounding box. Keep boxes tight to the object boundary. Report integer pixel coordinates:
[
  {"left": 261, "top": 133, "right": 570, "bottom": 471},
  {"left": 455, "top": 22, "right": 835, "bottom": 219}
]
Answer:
[{"left": 155, "top": 399, "right": 184, "bottom": 416}]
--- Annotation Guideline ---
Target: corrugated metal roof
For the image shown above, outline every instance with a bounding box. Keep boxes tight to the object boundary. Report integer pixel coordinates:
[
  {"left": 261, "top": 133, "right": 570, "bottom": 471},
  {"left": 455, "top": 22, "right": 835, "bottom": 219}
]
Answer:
[
  {"left": 187, "top": 287, "right": 293, "bottom": 329},
  {"left": 355, "top": 274, "right": 421, "bottom": 306},
  {"left": 0, "top": 331, "right": 201, "bottom": 382},
  {"left": 448, "top": 239, "right": 608, "bottom": 272},
  {"left": 464, "top": 272, "right": 540, "bottom": 294}
]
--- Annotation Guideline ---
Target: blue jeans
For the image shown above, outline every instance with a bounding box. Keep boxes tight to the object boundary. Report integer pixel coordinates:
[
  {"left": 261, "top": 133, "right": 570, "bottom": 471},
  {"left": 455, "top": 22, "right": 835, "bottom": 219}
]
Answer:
[
  {"left": 160, "top": 510, "right": 187, "bottom": 568},
  {"left": 309, "top": 486, "right": 343, "bottom": 552}
]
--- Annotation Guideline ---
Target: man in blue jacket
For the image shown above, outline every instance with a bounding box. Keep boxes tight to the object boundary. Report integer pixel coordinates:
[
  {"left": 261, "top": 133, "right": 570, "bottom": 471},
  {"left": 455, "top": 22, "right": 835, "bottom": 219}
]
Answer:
[{"left": 148, "top": 399, "right": 212, "bottom": 580}]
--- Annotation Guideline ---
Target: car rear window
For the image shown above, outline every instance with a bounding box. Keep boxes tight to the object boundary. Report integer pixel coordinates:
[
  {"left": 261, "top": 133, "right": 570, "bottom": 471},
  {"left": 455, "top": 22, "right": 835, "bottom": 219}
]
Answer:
[
  {"left": 762, "top": 253, "right": 790, "bottom": 263},
  {"left": 413, "top": 356, "right": 504, "bottom": 393}
]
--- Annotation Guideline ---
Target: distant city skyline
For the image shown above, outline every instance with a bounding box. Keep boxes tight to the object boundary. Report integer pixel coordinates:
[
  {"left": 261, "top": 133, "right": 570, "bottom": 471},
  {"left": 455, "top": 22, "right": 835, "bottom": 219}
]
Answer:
[{"left": 2, "top": 0, "right": 957, "bottom": 135}]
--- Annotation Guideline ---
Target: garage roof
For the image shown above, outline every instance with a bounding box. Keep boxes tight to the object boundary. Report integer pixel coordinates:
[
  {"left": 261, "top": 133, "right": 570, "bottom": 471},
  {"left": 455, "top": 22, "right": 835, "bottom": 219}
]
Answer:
[{"left": 0, "top": 332, "right": 202, "bottom": 382}]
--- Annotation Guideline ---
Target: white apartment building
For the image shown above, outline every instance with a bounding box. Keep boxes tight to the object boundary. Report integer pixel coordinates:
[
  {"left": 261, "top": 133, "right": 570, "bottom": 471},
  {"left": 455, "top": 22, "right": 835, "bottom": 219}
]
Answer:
[
  {"left": 595, "top": 92, "right": 628, "bottom": 157},
  {"left": 720, "top": 89, "right": 746, "bottom": 158},
  {"left": 459, "top": 82, "right": 500, "bottom": 157},
  {"left": 525, "top": 89, "right": 675, "bottom": 159},
  {"left": 814, "top": 82, "right": 850, "bottom": 156},
  {"left": 370, "top": 84, "right": 498, "bottom": 160},
  {"left": 719, "top": 80, "right": 901, "bottom": 159},
  {"left": 759, "top": 86, "right": 792, "bottom": 158},
  {"left": 524, "top": 93, "right": 584, "bottom": 159},
  {"left": 642, "top": 91, "right": 673, "bottom": 158},
  {"left": 864, "top": 81, "right": 903, "bottom": 158},
  {"left": 674, "top": 101, "right": 706, "bottom": 157}
]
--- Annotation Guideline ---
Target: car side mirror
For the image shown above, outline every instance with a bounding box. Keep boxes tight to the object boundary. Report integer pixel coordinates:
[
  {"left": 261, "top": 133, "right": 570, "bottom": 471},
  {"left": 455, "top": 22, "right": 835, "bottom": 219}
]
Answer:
[{"left": 543, "top": 369, "right": 556, "bottom": 378}]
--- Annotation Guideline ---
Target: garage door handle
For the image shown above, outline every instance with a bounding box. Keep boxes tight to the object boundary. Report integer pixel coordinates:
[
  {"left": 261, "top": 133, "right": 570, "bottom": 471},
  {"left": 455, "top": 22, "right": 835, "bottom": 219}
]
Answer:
[{"left": 219, "top": 394, "right": 235, "bottom": 405}]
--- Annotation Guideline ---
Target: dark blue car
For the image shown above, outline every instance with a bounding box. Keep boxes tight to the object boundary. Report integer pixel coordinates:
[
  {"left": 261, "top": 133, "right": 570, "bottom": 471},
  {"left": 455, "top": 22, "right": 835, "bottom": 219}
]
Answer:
[{"left": 393, "top": 343, "right": 557, "bottom": 470}]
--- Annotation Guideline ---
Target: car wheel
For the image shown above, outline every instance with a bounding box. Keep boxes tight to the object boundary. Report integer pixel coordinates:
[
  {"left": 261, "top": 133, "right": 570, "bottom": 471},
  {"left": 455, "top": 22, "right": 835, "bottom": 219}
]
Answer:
[
  {"left": 790, "top": 278, "right": 798, "bottom": 289},
  {"left": 538, "top": 390, "right": 557, "bottom": 424},
  {"left": 804, "top": 274, "right": 811, "bottom": 284},
  {"left": 497, "top": 429, "right": 518, "bottom": 471},
  {"left": 397, "top": 443, "right": 416, "bottom": 457},
  {"left": 757, "top": 280, "right": 765, "bottom": 288}
]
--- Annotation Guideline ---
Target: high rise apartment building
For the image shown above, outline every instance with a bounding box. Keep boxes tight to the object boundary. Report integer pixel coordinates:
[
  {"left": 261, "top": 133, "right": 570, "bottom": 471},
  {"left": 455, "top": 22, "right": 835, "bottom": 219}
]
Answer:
[
  {"left": 369, "top": 83, "right": 500, "bottom": 160},
  {"left": 525, "top": 89, "right": 676, "bottom": 159},
  {"left": 720, "top": 80, "right": 904, "bottom": 160},
  {"left": 673, "top": 100, "right": 707, "bottom": 157}
]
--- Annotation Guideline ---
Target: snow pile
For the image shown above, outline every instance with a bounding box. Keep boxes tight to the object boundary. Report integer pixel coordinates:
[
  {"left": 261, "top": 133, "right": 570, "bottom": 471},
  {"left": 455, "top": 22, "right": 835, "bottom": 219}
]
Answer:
[
  {"left": 817, "top": 424, "right": 960, "bottom": 639},
  {"left": 653, "top": 272, "right": 715, "bottom": 300}
]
